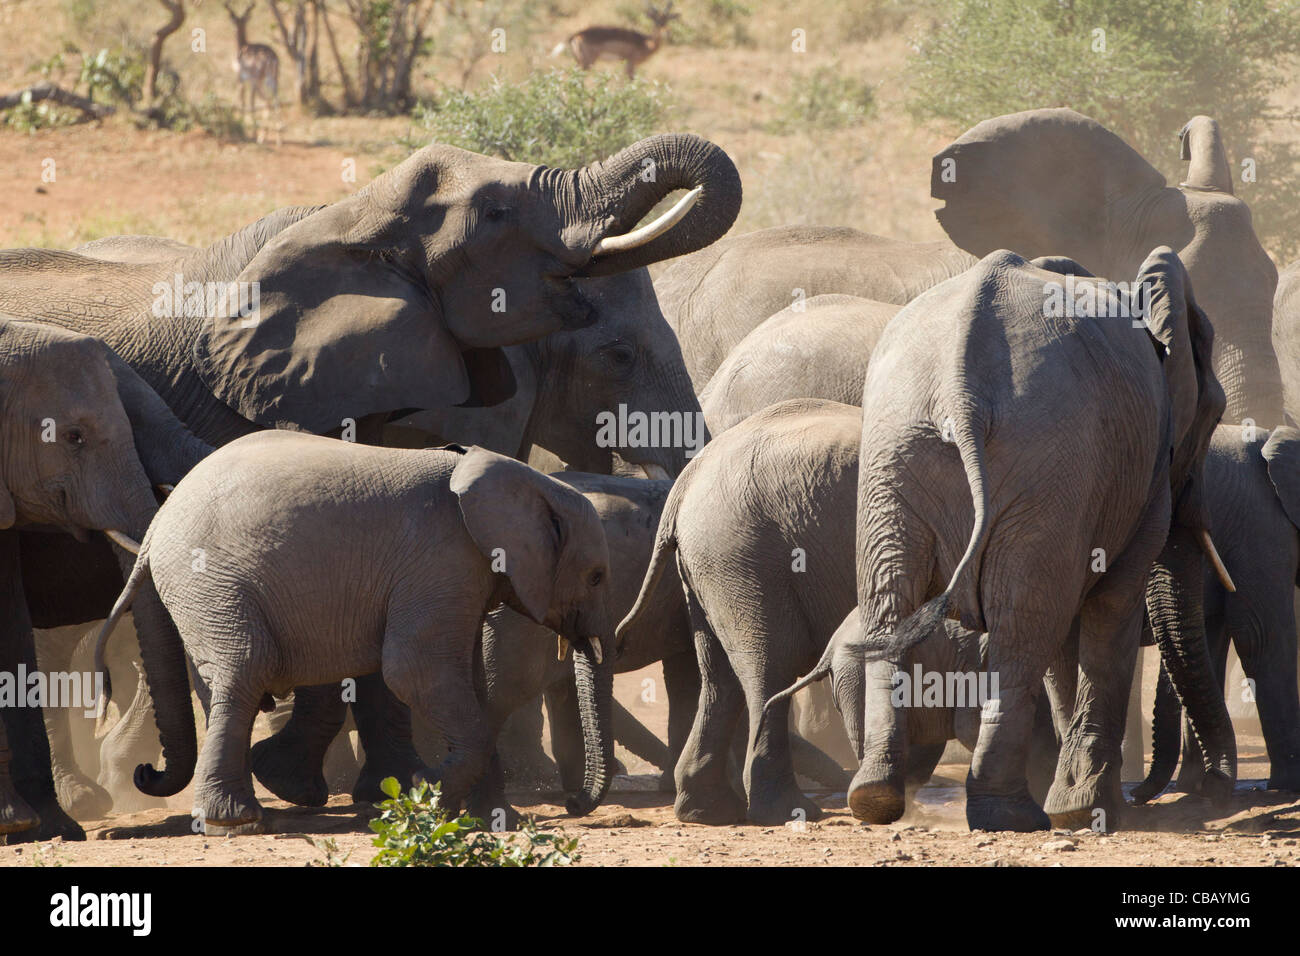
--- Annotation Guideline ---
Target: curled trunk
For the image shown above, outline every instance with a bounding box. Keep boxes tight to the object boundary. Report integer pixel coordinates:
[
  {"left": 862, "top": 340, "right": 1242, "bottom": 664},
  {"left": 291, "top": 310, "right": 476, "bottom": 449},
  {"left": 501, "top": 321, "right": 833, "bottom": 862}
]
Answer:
[
  {"left": 565, "top": 134, "right": 743, "bottom": 276},
  {"left": 1180, "top": 116, "right": 1233, "bottom": 194}
]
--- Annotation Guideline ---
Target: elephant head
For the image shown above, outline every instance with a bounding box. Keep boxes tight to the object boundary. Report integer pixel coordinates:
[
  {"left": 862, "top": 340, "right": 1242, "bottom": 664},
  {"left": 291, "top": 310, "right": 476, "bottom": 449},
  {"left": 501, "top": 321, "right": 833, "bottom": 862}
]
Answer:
[
  {"left": 392, "top": 268, "right": 706, "bottom": 478},
  {"left": 190, "top": 134, "right": 742, "bottom": 435},
  {"left": 449, "top": 448, "right": 615, "bottom": 815},
  {"left": 0, "top": 319, "right": 175, "bottom": 546},
  {"left": 931, "top": 108, "right": 1281, "bottom": 428}
]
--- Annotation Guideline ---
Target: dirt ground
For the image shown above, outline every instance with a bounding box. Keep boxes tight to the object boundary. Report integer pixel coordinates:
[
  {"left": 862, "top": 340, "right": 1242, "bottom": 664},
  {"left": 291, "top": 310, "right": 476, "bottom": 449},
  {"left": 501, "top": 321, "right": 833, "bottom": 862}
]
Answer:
[{"left": 3, "top": 742, "right": 1296, "bottom": 867}]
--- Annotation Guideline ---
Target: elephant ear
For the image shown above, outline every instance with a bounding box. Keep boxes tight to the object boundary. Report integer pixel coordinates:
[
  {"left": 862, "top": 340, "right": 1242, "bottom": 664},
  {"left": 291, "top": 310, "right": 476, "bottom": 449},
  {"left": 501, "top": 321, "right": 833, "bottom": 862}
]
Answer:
[
  {"left": 932, "top": 108, "right": 1168, "bottom": 278},
  {"left": 1136, "top": 246, "right": 1225, "bottom": 526},
  {"left": 1263, "top": 426, "right": 1300, "bottom": 532},
  {"left": 192, "top": 198, "right": 514, "bottom": 434},
  {"left": 450, "top": 446, "right": 558, "bottom": 625}
]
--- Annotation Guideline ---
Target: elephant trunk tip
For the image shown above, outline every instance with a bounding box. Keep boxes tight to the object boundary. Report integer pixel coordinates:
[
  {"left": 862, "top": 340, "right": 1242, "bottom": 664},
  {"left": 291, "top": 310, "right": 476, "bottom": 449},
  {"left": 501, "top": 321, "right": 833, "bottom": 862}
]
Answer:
[{"left": 1179, "top": 116, "right": 1233, "bottom": 194}]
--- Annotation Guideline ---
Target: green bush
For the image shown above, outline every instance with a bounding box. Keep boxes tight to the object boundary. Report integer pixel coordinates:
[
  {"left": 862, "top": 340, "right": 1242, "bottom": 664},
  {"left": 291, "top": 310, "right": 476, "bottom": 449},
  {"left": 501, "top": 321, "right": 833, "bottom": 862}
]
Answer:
[
  {"left": 769, "top": 65, "right": 875, "bottom": 133},
  {"left": 368, "top": 777, "right": 582, "bottom": 867},
  {"left": 411, "top": 68, "right": 674, "bottom": 167},
  {"left": 905, "top": 0, "right": 1300, "bottom": 259}
]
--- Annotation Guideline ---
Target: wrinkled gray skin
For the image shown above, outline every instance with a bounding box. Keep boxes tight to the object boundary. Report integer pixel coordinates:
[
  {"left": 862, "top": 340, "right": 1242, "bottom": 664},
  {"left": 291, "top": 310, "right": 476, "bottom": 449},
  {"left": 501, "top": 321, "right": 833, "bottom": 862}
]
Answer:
[
  {"left": 247, "top": 266, "right": 704, "bottom": 805},
  {"left": 1135, "top": 424, "right": 1300, "bottom": 800},
  {"left": 700, "top": 294, "right": 899, "bottom": 436},
  {"left": 467, "top": 473, "right": 693, "bottom": 821},
  {"left": 0, "top": 132, "right": 741, "bottom": 837},
  {"left": 655, "top": 226, "right": 976, "bottom": 389},
  {"left": 395, "top": 269, "right": 703, "bottom": 477},
  {"left": 934, "top": 109, "right": 1282, "bottom": 429},
  {"left": 0, "top": 319, "right": 192, "bottom": 837},
  {"left": 1273, "top": 262, "right": 1300, "bottom": 426},
  {"left": 787, "top": 249, "right": 1231, "bottom": 833},
  {"left": 618, "top": 401, "right": 871, "bottom": 824},
  {"left": 96, "top": 437, "right": 615, "bottom": 830}
]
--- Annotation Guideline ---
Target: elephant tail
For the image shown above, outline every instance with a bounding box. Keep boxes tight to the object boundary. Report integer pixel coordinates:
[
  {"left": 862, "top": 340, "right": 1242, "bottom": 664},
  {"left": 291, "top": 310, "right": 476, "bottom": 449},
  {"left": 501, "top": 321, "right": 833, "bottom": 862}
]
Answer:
[
  {"left": 867, "top": 408, "right": 992, "bottom": 663},
  {"left": 614, "top": 480, "right": 683, "bottom": 655},
  {"left": 93, "top": 547, "right": 152, "bottom": 717}
]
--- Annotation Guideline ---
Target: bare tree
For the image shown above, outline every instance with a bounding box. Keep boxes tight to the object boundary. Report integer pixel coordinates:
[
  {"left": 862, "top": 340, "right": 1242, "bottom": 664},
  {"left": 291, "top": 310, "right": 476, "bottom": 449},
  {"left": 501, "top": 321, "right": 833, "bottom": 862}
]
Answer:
[
  {"left": 337, "top": 0, "right": 437, "bottom": 112},
  {"left": 266, "top": 0, "right": 322, "bottom": 106},
  {"left": 142, "top": 0, "right": 185, "bottom": 111}
]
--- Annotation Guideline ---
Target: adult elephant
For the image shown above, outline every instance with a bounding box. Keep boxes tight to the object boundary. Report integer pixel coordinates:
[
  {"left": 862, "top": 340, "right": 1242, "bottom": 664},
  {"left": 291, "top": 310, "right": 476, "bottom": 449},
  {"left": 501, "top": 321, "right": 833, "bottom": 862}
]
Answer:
[
  {"left": 0, "top": 133, "right": 742, "bottom": 838},
  {"left": 1134, "top": 424, "right": 1300, "bottom": 800},
  {"left": 776, "top": 248, "right": 1234, "bottom": 832},
  {"left": 1272, "top": 262, "right": 1300, "bottom": 426},
  {"left": 699, "top": 294, "right": 898, "bottom": 435},
  {"left": 933, "top": 109, "right": 1282, "bottom": 430},
  {"left": 0, "top": 318, "right": 205, "bottom": 836},
  {"left": 655, "top": 226, "right": 975, "bottom": 389}
]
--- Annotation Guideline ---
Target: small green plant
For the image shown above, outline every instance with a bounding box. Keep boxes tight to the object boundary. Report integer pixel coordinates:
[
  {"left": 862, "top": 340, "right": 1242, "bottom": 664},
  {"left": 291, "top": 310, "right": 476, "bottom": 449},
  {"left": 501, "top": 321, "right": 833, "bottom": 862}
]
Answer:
[
  {"left": 411, "top": 68, "right": 673, "bottom": 168},
  {"left": 769, "top": 65, "right": 875, "bottom": 133},
  {"left": 307, "top": 837, "right": 352, "bottom": 867},
  {"left": 368, "top": 777, "right": 581, "bottom": 867}
]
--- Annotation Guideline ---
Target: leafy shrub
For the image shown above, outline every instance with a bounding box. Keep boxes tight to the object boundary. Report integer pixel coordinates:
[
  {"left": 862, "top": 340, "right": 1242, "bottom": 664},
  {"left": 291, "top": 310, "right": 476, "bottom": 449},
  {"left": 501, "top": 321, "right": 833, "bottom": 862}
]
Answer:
[
  {"left": 905, "top": 0, "right": 1300, "bottom": 259},
  {"left": 769, "top": 65, "right": 874, "bottom": 133},
  {"left": 411, "top": 68, "right": 673, "bottom": 167},
  {"left": 368, "top": 777, "right": 581, "bottom": 867}
]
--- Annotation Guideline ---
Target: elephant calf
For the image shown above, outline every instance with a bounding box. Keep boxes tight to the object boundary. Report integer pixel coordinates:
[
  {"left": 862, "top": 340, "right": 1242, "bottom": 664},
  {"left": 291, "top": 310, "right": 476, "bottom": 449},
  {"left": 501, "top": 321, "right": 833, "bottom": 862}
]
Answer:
[{"left": 96, "top": 435, "right": 615, "bottom": 831}]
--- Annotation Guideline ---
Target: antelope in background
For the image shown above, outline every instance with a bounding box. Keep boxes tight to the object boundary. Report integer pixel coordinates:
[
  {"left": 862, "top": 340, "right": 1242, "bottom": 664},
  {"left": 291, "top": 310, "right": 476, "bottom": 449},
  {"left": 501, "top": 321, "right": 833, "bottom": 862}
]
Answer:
[
  {"left": 552, "top": 2, "right": 680, "bottom": 78},
  {"left": 224, "top": 1, "right": 281, "bottom": 145}
]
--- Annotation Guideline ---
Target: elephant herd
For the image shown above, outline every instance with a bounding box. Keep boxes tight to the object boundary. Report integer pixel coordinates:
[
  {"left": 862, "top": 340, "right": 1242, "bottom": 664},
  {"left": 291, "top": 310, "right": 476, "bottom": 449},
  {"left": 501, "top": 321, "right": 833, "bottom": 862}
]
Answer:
[{"left": 2, "top": 105, "right": 1299, "bottom": 842}]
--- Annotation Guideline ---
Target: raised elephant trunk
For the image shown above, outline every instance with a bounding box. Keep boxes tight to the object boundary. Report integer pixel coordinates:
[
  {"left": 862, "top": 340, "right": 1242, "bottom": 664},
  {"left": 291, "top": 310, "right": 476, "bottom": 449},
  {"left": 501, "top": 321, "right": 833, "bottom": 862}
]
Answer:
[
  {"left": 1145, "top": 525, "right": 1236, "bottom": 802},
  {"left": 565, "top": 637, "right": 615, "bottom": 816},
  {"left": 566, "top": 134, "right": 743, "bottom": 276},
  {"left": 1180, "top": 116, "right": 1233, "bottom": 194}
]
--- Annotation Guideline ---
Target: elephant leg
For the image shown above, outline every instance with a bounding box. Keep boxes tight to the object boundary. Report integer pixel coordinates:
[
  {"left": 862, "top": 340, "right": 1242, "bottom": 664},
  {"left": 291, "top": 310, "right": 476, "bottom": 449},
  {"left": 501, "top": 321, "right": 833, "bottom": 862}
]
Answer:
[
  {"left": 349, "top": 673, "right": 424, "bottom": 805},
  {"left": 1044, "top": 589, "right": 1147, "bottom": 833},
  {"left": 0, "top": 534, "right": 82, "bottom": 841},
  {"left": 249, "top": 683, "right": 345, "bottom": 807},
  {"left": 97, "top": 663, "right": 166, "bottom": 812},
  {"left": 545, "top": 681, "right": 585, "bottom": 794},
  {"left": 737, "top": 644, "right": 824, "bottom": 825},
  {"left": 465, "top": 749, "right": 519, "bottom": 831},
  {"left": 497, "top": 695, "right": 555, "bottom": 789},
  {"left": 789, "top": 732, "right": 852, "bottom": 790},
  {"left": 674, "top": 593, "right": 747, "bottom": 824},
  {"left": 193, "top": 683, "right": 265, "bottom": 832},
  {"left": 36, "top": 625, "right": 112, "bottom": 820},
  {"left": 965, "top": 605, "right": 1074, "bottom": 833},
  {"left": 612, "top": 698, "right": 671, "bottom": 772},
  {"left": 1120, "top": 646, "right": 1146, "bottom": 782},
  {"left": 661, "top": 650, "right": 701, "bottom": 790}
]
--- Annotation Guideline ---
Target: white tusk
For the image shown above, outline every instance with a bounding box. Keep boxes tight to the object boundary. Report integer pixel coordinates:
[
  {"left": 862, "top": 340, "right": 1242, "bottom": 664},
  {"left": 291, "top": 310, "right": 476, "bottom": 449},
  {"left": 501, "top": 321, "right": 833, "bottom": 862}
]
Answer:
[
  {"left": 640, "top": 463, "right": 671, "bottom": 481},
  {"left": 1198, "top": 529, "right": 1236, "bottom": 593},
  {"left": 104, "top": 530, "right": 141, "bottom": 555},
  {"left": 588, "top": 637, "right": 604, "bottom": 665},
  {"left": 593, "top": 187, "right": 702, "bottom": 256},
  {"left": 557, "top": 635, "right": 571, "bottom": 661}
]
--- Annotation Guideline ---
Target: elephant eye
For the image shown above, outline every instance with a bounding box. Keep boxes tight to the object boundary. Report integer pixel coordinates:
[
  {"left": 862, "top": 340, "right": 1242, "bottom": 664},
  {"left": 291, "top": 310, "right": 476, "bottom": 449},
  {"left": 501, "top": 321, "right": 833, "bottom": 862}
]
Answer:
[
  {"left": 484, "top": 204, "right": 514, "bottom": 222},
  {"left": 603, "top": 343, "right": 635, "bottom": 368},
  {"left": 65, "top": 426, "right": 86, "bottom": 447},
  {"left": 589, "top": 569, "right": 604, "bottom": 588}
]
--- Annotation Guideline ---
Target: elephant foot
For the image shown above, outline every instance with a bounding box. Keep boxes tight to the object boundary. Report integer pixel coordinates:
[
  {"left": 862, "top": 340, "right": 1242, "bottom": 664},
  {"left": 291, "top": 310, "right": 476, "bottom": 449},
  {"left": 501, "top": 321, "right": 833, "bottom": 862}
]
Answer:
[
  {"left": 250, "top": 733, "right": 329, "bottom": 808},
  {"left": 54, "top": 772, "right": 113, "bottom": 821},
  {"left": 968, "top": 792, "right": 1052, "bottom": 832},
  {"left": 842, "top": 764, "right": 904, "bottom": 822},
  {"left": 0, "top": 784, "right": 40, "bottom": 836},
  {"left": 466, "top": 796, "right": 521, "bottom": 831},
  {"left": 674, "top": 785, "right": 746, "bottom": 825},
  {"left": 1198, "top": 769, "right": 1233, "bottom": 805},
  {"left": 353, "top": 757, "right": 424, "bottom": 805},
  {"left": 747, "top": 787, "right": 824, "bottom": 826},
  {"left": 656, "top": 769, "right": 675, "bottom": 792},
  {"left": 6, "top": 799, "right": 85, "bottom": 843},
  {"left": 1043, "top": 778, "right": 1118, "bottom": 832},
  {"left": 194, "top": 789, "right": 263, "bottom": 832},
  {"left": 1266, "top": 765, "right": 1300, "bottom": 793}
]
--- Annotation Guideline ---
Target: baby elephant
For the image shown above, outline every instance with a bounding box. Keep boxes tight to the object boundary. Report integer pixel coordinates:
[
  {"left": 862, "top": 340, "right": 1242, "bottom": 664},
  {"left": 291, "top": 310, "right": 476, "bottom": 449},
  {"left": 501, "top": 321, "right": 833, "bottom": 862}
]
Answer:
[{"left": 96, "top": 433, "right": 614, "bottom": 831}]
